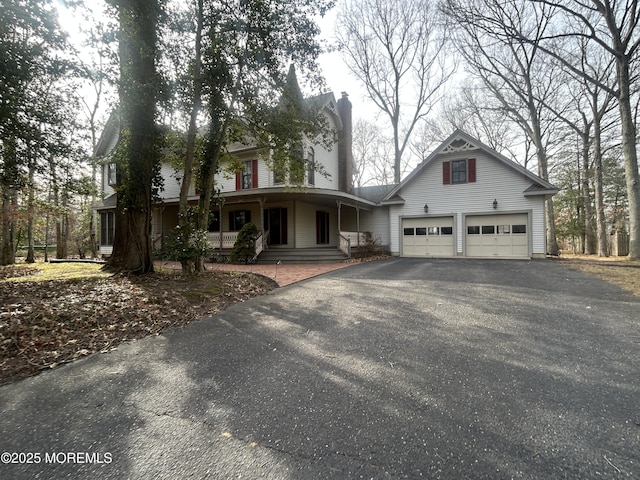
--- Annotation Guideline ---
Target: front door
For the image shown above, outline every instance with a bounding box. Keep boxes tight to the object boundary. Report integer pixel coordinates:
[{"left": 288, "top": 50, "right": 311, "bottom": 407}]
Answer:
[
  {"left": 264, "top": 208, "right": 288, "bottom": 245},
  {"left": 316, "top": 211, "right": 330, "bottom": 244}
]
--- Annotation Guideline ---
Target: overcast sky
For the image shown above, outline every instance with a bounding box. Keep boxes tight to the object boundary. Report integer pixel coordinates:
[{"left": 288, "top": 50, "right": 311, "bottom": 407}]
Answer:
[
  {"left": 55, "top": 1, "right": 381, "bottom": 126},
  {"left": 315, "top": 8, "right": 381, "bottom": 124}
]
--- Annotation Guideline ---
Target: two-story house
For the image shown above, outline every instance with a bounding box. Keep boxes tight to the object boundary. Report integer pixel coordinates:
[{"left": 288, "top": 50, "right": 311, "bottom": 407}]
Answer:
[
  {"left": 94, "top": 89, "right": 382, "bottom": 260},
  {"left": 94, "top": 91, "right": 558, "bottom": 261}
]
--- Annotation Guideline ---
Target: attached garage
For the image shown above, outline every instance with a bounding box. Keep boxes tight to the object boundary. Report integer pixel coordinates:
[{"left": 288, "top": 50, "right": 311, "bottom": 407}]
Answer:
[
  {"left": 402, "top": 217, "right": 454, "bottom": 257},
  {"left": 465, "top": 214, "right": 529, "bottom": 257}
]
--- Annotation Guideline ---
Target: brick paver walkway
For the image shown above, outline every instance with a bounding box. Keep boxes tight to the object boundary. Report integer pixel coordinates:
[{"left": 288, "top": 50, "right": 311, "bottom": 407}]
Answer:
[{"left": 154, "top": 261, "right": 352, "bottom": 287}]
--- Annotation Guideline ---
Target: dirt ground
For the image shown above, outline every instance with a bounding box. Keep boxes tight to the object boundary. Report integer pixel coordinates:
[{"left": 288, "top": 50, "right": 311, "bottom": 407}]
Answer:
[{"left": 554, "top": 254, "right": 640, "bottom": 297}]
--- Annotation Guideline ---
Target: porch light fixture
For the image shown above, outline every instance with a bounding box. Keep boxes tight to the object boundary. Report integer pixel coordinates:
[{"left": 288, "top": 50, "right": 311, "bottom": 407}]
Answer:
[
  {"left": 493, "top": 199, "right": 498, "bottom": 209},
  {"left": 424, "top": 203, "right": 429, "bottom": 213}
]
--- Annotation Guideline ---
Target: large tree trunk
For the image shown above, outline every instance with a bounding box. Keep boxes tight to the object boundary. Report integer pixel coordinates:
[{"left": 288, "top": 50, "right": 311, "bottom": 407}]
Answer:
[
  {"left": 1, "top": 190, "right": 17, "bottom": 266},
  {"left": 107, "top": 206, "right": 153, "bottom": 274},
  {"left": 532, "top": 122, "right": 559, "bottom": 256},
  {"left": 104, "top": 0, "right": 159, "bottom": 274},
  {"left": 615, "top": 57, "right": 640, "bottom": 259}
]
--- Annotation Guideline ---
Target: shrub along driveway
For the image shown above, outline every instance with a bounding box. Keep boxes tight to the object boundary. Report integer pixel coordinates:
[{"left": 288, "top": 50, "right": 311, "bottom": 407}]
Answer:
[{"left": 1, "top": 258, "right": 639, "bottom": 479}]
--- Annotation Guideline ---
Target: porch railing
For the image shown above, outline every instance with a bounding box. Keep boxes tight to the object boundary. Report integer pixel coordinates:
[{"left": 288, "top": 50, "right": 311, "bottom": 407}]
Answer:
[
  {"left": 338, "top": 232, "right": 351, "bottom": 258},
  {"left": 207, "top": 230, "right": 268, "bottom": 258},
  {"left": 207, "top": 231, "right": 239, "bottom": 249},
  {"left": 340, "top": 231, "right": 366, "bottom": 248},
  {"left": 255, "top": 231, "right": 265, "bottom": 257}
]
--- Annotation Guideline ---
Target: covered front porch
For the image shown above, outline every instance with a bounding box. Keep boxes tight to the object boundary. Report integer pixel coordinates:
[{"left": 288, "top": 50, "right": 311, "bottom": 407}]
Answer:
[{"left": 152, "top": 187, "right": 379, "bottom": 261}]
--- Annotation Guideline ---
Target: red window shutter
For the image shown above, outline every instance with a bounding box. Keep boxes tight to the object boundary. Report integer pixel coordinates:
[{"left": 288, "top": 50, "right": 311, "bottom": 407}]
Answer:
[
  {"left": 443, "top": 161, "right": 451, "bottom": 185},
  {"left": 468, "top": 158, "right": 476, "bottom": 183},
  {"left": 252, "top": 159, "right": 258, "bottom": 188},
  {"left": 235, "top": 171, "right": 241, "bottom": 191}
]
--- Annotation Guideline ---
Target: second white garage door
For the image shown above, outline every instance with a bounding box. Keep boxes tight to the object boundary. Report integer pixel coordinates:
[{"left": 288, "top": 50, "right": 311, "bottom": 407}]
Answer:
[
  {"left": 402, "top": 217, "right": 454, "bottom": 257},
  {"left": 465, "top": 214, "right": 529, "bottom": 257}
]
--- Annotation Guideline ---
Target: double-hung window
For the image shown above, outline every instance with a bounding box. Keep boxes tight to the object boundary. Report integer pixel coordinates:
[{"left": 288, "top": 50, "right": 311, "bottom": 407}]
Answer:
[
  {"left": 236, "top": 159, "right": 258, "bottom": 190},
  {"left": 443, "top": 158, "right": 476, "bottom": 185}
]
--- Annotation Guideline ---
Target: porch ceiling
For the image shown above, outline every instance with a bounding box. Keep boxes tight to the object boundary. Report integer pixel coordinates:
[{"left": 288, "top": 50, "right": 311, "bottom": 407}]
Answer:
[{"left": 159, "top": 187, "right": 377, "bottom": 210}]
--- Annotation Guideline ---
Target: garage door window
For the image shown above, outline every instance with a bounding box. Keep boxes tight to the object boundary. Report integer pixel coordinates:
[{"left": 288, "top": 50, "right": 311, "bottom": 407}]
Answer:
[
  {"left": 512, "top": 224, "right": 527, "bottom": 234},
  {"left": 404, "top": 227, "right": 414, "bottom": 235},
  {"left": 498, "top": 225, "right": 510, "bottom": 234},
  {"left": 441, "top": 227, "right": 453, "bottom": 235},
  {"left": 467, "top": 226, "right": 480, "bottom": 234},
  {"left": 428, "top": 227, "right": 439, "bottom": 235},
  {"left": 482, "top": 225, "right": 495, "bottom": 234},
  {"left": 416, "top": 227, "right": 427, "bottom": 235}
]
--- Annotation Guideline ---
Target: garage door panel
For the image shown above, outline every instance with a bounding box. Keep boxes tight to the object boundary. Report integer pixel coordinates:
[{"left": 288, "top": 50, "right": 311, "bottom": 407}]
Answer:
[
  {"left": 402, "top": 217, "right": 454, "bottom": 257},
  {"left": 466, "top": 214, "right": 528, "bottom": 258}
]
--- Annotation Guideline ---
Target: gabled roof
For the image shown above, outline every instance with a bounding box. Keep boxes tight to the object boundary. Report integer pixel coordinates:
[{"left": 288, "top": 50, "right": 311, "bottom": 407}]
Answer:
[
  {"left": 305, "top": 91, "right": 342, "bottom": 131},
  {"left": 382, "top": 129, "right": 558, "bottom": 201},
  {"left": 93, "top": 111, "right": 120, "bottom": 158}
]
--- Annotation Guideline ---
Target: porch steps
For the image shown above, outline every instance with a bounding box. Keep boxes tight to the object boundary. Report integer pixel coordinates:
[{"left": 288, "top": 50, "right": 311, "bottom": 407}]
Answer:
[{"left": 256, "top": 247, "right": 348, "bottom": 264}]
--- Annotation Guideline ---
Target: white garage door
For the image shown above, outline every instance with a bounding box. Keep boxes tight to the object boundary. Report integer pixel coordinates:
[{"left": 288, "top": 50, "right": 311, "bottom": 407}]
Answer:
[
  {"left": 402, "top": 217, "right": 454, "bottom": 257},
  {"left": 465, "top": 214, "right": 529, "bottom": 257}
]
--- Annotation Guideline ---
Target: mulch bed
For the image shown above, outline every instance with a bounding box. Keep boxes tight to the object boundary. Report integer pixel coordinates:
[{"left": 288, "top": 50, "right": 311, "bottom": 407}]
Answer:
[{"left": 0, "top": 267, "right": 277, "bottom": 385}]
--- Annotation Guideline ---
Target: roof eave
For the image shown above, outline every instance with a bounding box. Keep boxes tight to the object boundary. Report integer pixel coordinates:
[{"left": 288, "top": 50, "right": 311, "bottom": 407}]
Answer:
[{"left": 523, "top": 188, "right": 559, "bottom": 197}]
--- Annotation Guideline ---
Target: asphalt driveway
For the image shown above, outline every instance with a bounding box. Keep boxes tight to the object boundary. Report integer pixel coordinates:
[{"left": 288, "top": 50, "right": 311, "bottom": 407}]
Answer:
[{"left": 1, "top": 258, "right": 638, "bottom": 479}]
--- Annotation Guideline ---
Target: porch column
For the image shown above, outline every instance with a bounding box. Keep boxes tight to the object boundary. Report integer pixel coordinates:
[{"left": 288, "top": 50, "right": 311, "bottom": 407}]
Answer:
[
  {"left": 336, "top": 200, "right": 342, "bottom": 233},
  {"left": 160, "top": 206, "right": 165, "bottom": 251},
  {"left": 219, "top": 202, "right": 224, "bottom": 251},
  {"left": 356, "top": 205, "right": 360, "bottom": 248},
  {"left": 258, "top": 197, "right": 265, "bottom": 236}
]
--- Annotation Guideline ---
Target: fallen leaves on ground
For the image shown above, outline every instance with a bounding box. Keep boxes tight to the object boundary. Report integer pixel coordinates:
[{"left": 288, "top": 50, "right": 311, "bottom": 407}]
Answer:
[
  {"left": 0, "top": 267, "right": 277, "bottom": 385},
  {"left": 0, "top": 265, "right": 41, "bottom": 280},
  {"left": 555, "top": 255, "right": 640, "bottom": 297}
]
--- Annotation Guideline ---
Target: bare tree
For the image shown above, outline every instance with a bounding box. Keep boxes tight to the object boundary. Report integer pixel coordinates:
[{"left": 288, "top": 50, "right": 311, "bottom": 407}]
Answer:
[
  {"left": 522, "top": 0, "right": 640, "bottom": 258},
  {"left": 336, "top": 0, "right": 455, "bottom": 183},
  {"left": 352, "top": 119, "right": 397, "bottom": 187},
  {"left": 430, "top": 83, "right": 531, "bottom": 165},
  {"left": 441, "top": 0, "right": 564, "bottom": 255},
  {"left": 558, "top": 39, "right": 617, "bottom": 256}
]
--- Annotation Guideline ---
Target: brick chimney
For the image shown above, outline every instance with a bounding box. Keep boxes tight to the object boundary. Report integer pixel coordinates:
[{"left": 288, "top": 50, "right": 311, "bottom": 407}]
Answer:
[{"left": 337, "top": 92, "right": 353, "bottom": 194}]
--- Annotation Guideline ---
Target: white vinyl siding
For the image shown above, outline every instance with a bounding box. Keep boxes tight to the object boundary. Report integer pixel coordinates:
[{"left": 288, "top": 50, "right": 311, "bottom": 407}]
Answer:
[
  {"left": 159, "top": 164, "right": 182, "bottom": 200},
  {"left": 389, "top": 151, "right": 547, "bottom": 257},
  {"left": 295, "top": 200, "right": 337, "bottom": 248},
  {"left": 359, "top": 206, "right": 390, "bottom": 248}
]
